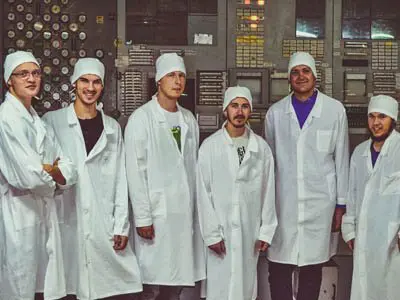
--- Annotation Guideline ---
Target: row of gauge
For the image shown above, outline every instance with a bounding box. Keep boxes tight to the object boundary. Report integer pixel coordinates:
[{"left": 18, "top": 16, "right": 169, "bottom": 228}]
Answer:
[{"left": 4, "top": 0, "right": 106, "bottom": 113}]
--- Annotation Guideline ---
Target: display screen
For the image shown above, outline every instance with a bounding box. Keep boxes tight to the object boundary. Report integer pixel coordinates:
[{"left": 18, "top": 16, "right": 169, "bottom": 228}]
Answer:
[
  {"left": 342, "top": 19, "right": 370, "bottom": 39},
  {"left": 296, "top": 18, "right": 325, "bottom": 38},
  {"left": 371, "top": 19, "right": 397, "bottom": 39},
  {"left": 237, "top": 77, "right": 262, "bottom": 105}
]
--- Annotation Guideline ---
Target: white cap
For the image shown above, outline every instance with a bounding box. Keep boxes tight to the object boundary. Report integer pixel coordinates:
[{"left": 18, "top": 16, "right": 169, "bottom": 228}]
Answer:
[
  {"left": 368, "top": 95, "right": 398, "bottom": 120},
  {"left": 223, "top": 86, "right": 253, "bottom": 111},
  {"left": 155, "top": 53, "right": 186, "bottom": 82},
  {"left": 70, "top": 58, "right": 105, "bottom": 84},
  {"left": 4, "top": 51, "right": 40, "bottom": 84},
  {"left": 288, "top": 51, "right": 317, "bottom": 79}
]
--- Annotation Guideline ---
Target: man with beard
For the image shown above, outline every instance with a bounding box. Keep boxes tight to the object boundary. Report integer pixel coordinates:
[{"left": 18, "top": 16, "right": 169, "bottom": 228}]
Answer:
[
  {"left": 264, "top": 52, "right": 349, "bottom": 300},
  {"left": 42, "top": 58, "right": 142, "bottom": 299},
  {"left": 0, "top": 51, "right": 77, "bottom": 300},
  {"left": 125, "top": 53, "right": 205, "bottom": 300},
  {"left": 342, "top": 95, "right": 400, "bottom": 300},
  {"left": 197, "top": 86, "right": 277, "bottom": 300}
]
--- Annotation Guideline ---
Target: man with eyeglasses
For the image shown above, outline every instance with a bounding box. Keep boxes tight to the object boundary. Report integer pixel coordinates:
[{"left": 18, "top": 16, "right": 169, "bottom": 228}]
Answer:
[
  {"left": 42, "top": 57, "right": 142, "bottom": 299},
  {"left": 264, "top": 52, "right": 349, "bottom": 300},
  {"left": 0, "top": 51, "right": 77, "bottom": 299}
]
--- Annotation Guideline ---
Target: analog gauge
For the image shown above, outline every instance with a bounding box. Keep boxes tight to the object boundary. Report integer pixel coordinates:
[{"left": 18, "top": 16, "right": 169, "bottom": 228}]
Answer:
[
  {"left": 69, "top": 23, "right": 78, "bottom": 32},
  {"left": 43, "top": 31, "right": 52, "bottom": 40},
  {"left": 43, "top": 48, "right": 51, "bottom": 57},
  {"left": 61, "top": 0, "right": 69, "bottom": 4},
  {"left": 52, "top": 40, "right": 61, "bottom": 49},
  {"left": 60, "top": 14, "right": 69, "bottom": 23},
  {"left": 44, "top": 83, "right": 52, "bottom": 92},
  {"left": 61, "top": 66, "right": 70, "bottom": 75},
  {"left": 44, "top": 0, "right": 52, "bottom": 4},
  {"left": 43, "top": 65, "right": 52, "bottom": 75},
  {"left": 61, "top": 83, "right": 69, "bottom": 91},
  {"left": 52, "top": 23, "right": 60, "bottom": 31},
  {"left": 25, "top": 13, "right": 33, "bottom": 21},
  {"left": 26, "top": 48, "right": 33, "bottom": 53},
  {"left": 25, "top": 0, "right": 33, "bottom": 3},
  {"left": 7, "top": 13, "right": 16, "bottom": 21},
  {"left": 16, "top": 22, "right": 25, "bottom": 31},
  {"left": 33, "top": 21, "right": 44, "bottom": 31},
  {"left": 16, "top": 4, "right": 25, "bottom": 12},
  {"left": 44, "top": 101, "right": 52, "bottom": 109},
  {"left": 52, "top": 92, "right": 60, "bottom": 101},
  {"left": 61, "top": 31, "right": 69, "bottom": 40},
  {"left": 69, "top": 57, "right": 77, "bottom": 66},
  {"left": 61, "top": 48, "right": 69, "bottom": 57},
  {"left": 62, "top": 101, "right": 69, "bottom": 108},
  {"left": 95, "top": 49, "right": 104, "bottom": 58},
  {"left": 78, "top": 49, "right": 87, "bottom": 58},
  {"left": 16, "top": 39, "right": 26, "bottom": 48},
  {"left": 43, "top": 14, "right": 51, "bottom": 22},
  {"left": 78, "top": 14, "right": 87, "bottom": 23},
  {"left": 7, "top": 30, "right": 16, "bottom": 39},
  {"left": 26, "top": 31, "right": 34, "bottom": 39},
  {"left": 8, "top": 0, "right": 16, "bottom": 3},
  {"left": 52, "top": 57, "right": 60, "bottom": 66},
  {"left": 7, "top": 48, "right": 16, "bottom": 54},
  {"left": 78, "top": 32, "right": 87, "bottom": 41},
  {"left": 36, "top": 57, "right": 43, "bottom": 64},
  {"left": 51, "top": 5, "right": 61, "bottom": 14}
]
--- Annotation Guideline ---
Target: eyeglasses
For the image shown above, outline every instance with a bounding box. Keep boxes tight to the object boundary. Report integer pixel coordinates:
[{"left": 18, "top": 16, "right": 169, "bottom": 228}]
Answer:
[{"left": 11, "top": 69, "right": 42, "bottom": 80}]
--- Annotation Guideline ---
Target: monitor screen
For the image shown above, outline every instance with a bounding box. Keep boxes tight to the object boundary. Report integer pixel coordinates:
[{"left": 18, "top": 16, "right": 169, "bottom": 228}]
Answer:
[{"left": 237, "top": 77, "right": 262, "bottom": 105}]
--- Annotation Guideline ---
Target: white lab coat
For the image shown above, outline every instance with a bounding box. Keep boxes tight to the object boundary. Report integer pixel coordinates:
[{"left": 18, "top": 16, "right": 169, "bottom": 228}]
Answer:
[
  {"left": 125, "top": 96, "right": 206, "bottom": 286},
  {"left": 42, "top": 104, "right": 142, "bottom": 300},
  {"left": 342, "top": 131, "right": 400, "bottom": 300},
  {"left": 197, "top": 126, "right": 277, "bottom": 300},
  {"left": 265, "top": 91, "right": 349, "bottom": 266},
  {"left": 0, "top": 92, "right": 77, "bottom": 300}
]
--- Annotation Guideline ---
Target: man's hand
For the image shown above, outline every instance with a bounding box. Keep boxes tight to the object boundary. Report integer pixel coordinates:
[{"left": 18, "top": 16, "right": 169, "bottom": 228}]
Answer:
[
  {"left": 255, "top": 240, "right": 269, "bottom": 254},
  {"left": 113, "top": 235, "right": 129, "bottom": 251},
  {"left": 136, "top": 225, "right": 155, "bottom": 240},
  {"left": 332, "top": 206, "right": 346, "bottom": 232},
  {"left": 43, "top": 158, "right": 66, "bottom": 185},
  {"left": 347, "top": 239, "right": 354, "bottom": 251},
  {"left": 208, "top": 240, "right": 226, "bottom": 256}
]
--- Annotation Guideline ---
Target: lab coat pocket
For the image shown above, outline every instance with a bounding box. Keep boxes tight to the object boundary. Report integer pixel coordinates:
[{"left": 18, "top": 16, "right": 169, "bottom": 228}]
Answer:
[
  {"left": 387, "top": 221, "right": 400, "bottom": 247},
  {"left": 317, "top": 130, "right": 333, "bottom": 152},
  {"left": 381, "top": 172, "right": 400, "bottom": 196},
  {"left": 11, "top": 195, "right": 41, "bottom": 231},
  {"left": 149, "top": 190, "right": 166, "bottom": 217}
]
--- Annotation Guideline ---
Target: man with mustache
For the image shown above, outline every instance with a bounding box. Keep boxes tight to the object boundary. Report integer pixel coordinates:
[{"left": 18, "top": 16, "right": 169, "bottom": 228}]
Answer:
[
  {"left": 42, "top": 58, "right": 142, "bottom": 299},
  {"left": 342, "top": 95, "right": 400, "bottom": 300},
  {"left": 264, "top": 52, "right": 349, "bottom": 300},
  {"left": 197, "top": 86, "right": 277, "bottom": 300},
  {"left": 0, "top": 51, "right": 77, "bottom": 300},
  {"left": 125, "top": 53, "right": 205, "bottom": 300}
]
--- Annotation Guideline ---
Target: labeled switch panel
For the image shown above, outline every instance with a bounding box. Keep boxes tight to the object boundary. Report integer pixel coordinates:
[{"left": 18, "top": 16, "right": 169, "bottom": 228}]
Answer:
[{"left": 197, "top": 71, "right": 227, "bottom": 106}]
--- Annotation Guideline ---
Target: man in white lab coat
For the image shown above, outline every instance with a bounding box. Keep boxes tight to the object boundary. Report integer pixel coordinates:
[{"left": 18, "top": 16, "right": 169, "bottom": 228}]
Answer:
[
  {"left": 0, "top": 51, "right": 77, "bottom": 300},
  {"left": 197, "top": 86, "right": 277, "bottom": 300},
  {"left": 42, "top": 58, "right": 142, "bottom": 300},
  {"left": 342, "top": 95, "right": 400, "bottom": 300},
  {"left": 265, "top": 52, "right": 349, "bottom": 300},
  {"left": 125, "top": 53, "right": 205, "bottom": 300}
]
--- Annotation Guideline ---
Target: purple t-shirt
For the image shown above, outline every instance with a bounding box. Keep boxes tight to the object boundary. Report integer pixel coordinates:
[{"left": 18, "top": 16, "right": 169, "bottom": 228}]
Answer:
[
  {"left": 370, "top": 143, "right": 380, "bottom": 167},
  {"left": 291, "top": 90, "right": 318, "bottom": 128}
]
